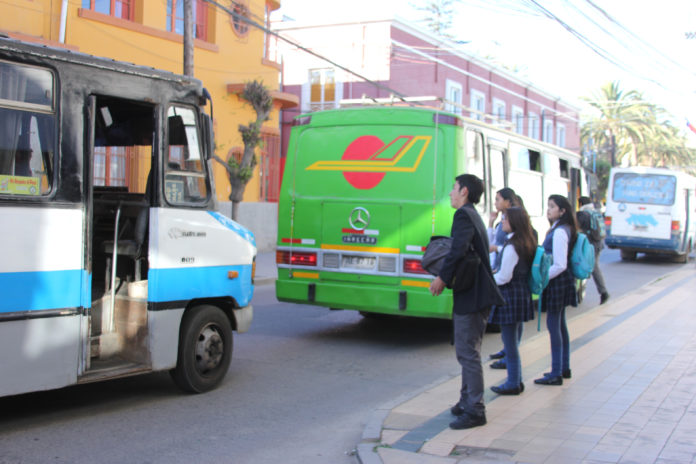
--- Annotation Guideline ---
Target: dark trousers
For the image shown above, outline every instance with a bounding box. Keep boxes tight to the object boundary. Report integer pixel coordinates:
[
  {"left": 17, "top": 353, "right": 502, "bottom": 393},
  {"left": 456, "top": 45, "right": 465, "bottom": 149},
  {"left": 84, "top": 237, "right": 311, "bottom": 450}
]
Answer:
[
  {"left": 546, "top": 307, "right": 570, "bottom": 376},
  {"left": 453, "top": 308, "right": 490, "bottom": 417}
]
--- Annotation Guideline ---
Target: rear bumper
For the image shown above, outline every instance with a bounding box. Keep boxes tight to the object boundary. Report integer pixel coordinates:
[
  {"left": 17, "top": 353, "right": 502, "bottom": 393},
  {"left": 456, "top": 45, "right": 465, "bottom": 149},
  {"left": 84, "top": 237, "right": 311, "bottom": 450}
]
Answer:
[
  {"left": 606, "top": 234, "right": 683, "bottom": 254},
  {"left": 275, "top": 277, "right": 452, "bottom": 319}
]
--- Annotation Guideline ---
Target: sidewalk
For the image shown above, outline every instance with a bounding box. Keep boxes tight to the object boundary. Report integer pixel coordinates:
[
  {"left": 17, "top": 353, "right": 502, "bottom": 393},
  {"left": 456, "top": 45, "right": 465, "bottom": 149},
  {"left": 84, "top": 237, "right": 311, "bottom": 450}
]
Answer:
[{"left": 357, "top": 267, "right": 696, "bottom": 464}]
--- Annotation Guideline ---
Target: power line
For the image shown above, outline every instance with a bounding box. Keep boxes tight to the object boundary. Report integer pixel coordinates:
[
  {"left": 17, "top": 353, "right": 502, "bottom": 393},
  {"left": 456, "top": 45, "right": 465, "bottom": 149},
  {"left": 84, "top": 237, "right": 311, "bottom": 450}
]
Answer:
[{"left": 203, "top": 0, "right": 408, "bottom": 99}]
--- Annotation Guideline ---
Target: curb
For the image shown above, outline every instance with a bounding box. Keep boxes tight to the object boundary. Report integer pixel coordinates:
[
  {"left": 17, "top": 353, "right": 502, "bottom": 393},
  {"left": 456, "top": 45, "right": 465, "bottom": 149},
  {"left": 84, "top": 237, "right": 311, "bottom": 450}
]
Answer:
[
  {"left": 254, "top": 276, "right": 276, "bottom": 287},
  {"left": 356, "top": 374, "right": 458, "bottom": 464}
]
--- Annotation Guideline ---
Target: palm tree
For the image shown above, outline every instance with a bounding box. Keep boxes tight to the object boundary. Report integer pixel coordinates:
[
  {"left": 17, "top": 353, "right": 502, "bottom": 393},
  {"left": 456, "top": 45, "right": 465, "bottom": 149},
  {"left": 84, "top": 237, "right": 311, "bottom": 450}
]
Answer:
[{"left": 581, "top": 81, "right": 653, "bottom": 167}]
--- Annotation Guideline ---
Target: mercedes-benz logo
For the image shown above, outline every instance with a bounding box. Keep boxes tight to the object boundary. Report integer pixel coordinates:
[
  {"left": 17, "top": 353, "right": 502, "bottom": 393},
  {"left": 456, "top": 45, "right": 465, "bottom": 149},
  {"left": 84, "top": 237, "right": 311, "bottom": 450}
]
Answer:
[{"left": 349, "top": 207, "right": 370, "bottom": 230}]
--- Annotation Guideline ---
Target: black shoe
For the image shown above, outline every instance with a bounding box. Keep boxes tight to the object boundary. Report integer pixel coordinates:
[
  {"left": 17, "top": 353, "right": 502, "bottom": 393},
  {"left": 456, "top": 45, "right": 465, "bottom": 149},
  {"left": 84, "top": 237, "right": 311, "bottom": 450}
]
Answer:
[
  {"left": 534, "top": 375, "right": 563, "bottom": 386},
  {"left": 544, "top": 369, "right": 571, "bottom": 379},
  {"left": 490, "top": 360, "right": 506, "bottom": 369},
  {"left": 491, "top": 383, "right": 524, "bottom": 395},
  {"left": 449, "top": 412, "right": 486, "bottom": 430},
  {"left": 489, "top": 350, "right": 505, "bottom": 360},
  {"left": 600, "top": 293, "right": 610, "bottom": 304},
  {"left": 450, "top": 403, "right": 466, "bottom": 416}
]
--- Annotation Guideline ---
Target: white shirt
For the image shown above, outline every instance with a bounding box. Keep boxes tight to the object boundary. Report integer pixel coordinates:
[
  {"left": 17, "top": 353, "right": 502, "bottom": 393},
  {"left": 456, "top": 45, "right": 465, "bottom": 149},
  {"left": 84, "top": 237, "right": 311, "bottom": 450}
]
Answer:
[
  {"left": 494, "top": 232, "right": 518, "bottom": 286},
  {"left": 548, "top": 222, "right": 569, "bottom": 279}
]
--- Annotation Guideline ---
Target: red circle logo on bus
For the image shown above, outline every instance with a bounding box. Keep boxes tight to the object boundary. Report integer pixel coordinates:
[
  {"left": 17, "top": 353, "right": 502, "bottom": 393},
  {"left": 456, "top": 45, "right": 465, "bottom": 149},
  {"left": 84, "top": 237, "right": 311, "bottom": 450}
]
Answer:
[{"left": 341, "top": 136, "right": 386, "bottom": 189}]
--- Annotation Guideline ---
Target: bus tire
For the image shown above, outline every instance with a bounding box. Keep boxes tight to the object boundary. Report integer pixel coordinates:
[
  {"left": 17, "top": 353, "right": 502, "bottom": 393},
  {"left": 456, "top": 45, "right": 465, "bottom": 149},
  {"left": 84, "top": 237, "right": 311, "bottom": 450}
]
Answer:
[
  {"left": 171, "top": 305, "right": 233, "bottom": 393},
  {"left": 620, "top": 250, "right": 637, "bottom": 261}
]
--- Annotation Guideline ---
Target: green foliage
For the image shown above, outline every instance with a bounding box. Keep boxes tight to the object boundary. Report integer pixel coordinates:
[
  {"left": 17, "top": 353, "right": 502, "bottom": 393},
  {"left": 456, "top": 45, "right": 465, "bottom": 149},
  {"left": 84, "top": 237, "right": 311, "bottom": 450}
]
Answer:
[
  {"left": 582, "top": 81, "right": 695, "bottom": 174},
  {"left": 411, "top": 0, "right": 462, "bottom": 38}
]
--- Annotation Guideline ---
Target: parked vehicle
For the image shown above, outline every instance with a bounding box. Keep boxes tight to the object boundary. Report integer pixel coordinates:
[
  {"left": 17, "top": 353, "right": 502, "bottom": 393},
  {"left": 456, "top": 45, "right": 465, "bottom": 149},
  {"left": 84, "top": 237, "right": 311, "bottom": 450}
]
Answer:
[
  {"left": 276, "top": 105, "right": 587, "bottom": 319},
  {"left": 605, "top": 166, "right": 696, "bottom": 262},
  {"left": 0, "top": 38, "right": 256, "bottom": 397}
]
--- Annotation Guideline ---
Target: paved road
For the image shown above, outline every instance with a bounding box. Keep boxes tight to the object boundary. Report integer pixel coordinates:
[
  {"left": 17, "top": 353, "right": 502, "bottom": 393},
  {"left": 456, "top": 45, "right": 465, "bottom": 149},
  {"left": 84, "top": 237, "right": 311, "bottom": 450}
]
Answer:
[{"left": 0, "top": 249, "right": 690, "bottom": 464}]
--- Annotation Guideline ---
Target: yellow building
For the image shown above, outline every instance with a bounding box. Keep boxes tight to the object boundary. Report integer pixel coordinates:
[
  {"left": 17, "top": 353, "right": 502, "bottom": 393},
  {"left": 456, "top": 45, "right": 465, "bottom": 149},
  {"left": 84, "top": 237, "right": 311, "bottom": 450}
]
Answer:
[{"left": 0, "top": 0, "right": 297, "bottom": 217}]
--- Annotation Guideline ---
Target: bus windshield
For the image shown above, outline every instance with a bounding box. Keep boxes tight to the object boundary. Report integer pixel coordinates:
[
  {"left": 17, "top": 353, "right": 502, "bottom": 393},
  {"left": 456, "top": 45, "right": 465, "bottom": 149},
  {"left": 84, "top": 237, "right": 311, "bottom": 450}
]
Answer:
[{"left": 612, "top": 172, "right": 676, "bottom": 206}]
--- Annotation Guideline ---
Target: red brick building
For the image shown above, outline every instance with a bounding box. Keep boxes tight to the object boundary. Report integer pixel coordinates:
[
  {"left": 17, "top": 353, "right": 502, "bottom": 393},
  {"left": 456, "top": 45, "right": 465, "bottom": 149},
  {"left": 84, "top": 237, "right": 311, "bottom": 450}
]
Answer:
[{"left": 272, "top": 18, "right": 580, "bottom": 159}]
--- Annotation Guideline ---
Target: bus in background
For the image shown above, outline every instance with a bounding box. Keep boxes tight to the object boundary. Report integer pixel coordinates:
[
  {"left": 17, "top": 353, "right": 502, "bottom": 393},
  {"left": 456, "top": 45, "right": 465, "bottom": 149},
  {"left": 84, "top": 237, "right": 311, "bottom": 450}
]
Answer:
[
  {"left": 605, "top": 166, "right": 696, "bottom": 263},
  {"left": 276, "top": 104, "right": 587, "bottom": 319},
  {"left": 0, "top": 38, "right": 256, "bottom": 397}
]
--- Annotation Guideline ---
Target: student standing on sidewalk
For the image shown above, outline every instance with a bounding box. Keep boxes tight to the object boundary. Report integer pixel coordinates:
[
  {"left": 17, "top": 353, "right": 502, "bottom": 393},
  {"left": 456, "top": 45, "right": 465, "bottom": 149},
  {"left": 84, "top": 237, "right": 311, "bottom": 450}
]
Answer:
[
  {"left": 535, "top": 195, "right": 578, "bottom": 386},
  {"left": 430, "top": 174, "right": 504, "bottom": 430},
  {"left": 489, "top": 207, "right": 536, "bottom": 395},
  {"left": 576, "top": 196, "right": 610, "bottom": 304}
]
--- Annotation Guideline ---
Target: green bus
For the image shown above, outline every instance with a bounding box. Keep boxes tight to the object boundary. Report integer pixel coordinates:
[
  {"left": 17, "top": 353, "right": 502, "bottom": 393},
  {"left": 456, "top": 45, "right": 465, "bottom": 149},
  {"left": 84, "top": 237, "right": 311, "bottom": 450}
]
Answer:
[{"left": 276, "top": 106, "right": 586, "bottom": 319}]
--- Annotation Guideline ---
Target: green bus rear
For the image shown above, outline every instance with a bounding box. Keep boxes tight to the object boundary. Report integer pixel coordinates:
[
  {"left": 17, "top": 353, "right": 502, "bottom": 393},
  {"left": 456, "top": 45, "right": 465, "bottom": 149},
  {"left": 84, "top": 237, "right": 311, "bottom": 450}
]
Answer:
[{"left": 276, "top": 107, "right": 463, "bottom": 319}]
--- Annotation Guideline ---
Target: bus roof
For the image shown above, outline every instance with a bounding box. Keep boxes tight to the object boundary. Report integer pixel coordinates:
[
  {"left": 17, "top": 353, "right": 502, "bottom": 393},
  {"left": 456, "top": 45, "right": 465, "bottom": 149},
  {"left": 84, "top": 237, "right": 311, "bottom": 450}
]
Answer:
[{"left": 0, "top": 36, "right": 202, "bottom": 89}]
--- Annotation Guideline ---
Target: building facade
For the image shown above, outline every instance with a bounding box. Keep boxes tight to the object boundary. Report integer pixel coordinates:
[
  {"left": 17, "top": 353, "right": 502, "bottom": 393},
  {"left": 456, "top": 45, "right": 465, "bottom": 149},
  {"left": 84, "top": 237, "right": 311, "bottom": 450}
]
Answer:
[
  {"left": 1, "top": 0, "right": 297, "bottom": 249},
  {"left": 272, "top": 18, "right": 580, "bottom": 159}
]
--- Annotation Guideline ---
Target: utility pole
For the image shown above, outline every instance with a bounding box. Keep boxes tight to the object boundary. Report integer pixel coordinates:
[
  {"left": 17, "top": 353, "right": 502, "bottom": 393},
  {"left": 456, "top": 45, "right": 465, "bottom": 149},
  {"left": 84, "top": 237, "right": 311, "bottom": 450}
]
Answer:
[
  {"left": 610, "top": 133, "right": 616, "bottom": 167},
  {"left": 183, "top": 0, "right": 194, "bottom": 77}
]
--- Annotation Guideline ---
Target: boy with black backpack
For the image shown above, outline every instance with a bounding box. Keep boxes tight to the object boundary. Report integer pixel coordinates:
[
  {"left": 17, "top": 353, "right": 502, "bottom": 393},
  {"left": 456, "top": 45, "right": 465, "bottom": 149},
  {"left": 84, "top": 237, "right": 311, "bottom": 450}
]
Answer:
[{"left": 576, "top": 197, "right": 610, "bottom": 304}]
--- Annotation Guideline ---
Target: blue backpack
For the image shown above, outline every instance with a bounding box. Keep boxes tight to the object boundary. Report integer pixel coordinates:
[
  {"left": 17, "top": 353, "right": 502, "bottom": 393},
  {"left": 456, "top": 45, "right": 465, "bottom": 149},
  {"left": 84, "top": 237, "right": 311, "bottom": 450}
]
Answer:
[
  {"left": 570, "top": 232, "right": 595, "bottom": 280},
  {"left": 529, "top": 246, "right": 552, "bottom": 331},
  {"left": 528, "top": 246, "right": 552, "bottom": 295}
]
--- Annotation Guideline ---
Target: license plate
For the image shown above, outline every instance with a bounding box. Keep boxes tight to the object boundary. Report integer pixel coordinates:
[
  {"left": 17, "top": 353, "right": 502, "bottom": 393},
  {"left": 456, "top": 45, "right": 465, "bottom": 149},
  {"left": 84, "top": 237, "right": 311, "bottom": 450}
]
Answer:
[{"left": 341, "top": 255, "right": 376, "bottom": 270}]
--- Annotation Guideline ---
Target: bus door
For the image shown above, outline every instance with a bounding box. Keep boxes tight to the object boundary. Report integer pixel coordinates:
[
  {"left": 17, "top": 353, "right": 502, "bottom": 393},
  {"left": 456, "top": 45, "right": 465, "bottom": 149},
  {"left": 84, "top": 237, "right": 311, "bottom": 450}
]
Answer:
[
  {"left": 0, "top": 60, "right": 85, "bottom": 396},
  {"left": 465, "top": 129, "right": 488, "bottom": 216},
  {"left": 487, "top": 141, "right": 507, "bottom": 205},
  {"left": 84, "top": 95, "right": 155, "bottom": 377}
]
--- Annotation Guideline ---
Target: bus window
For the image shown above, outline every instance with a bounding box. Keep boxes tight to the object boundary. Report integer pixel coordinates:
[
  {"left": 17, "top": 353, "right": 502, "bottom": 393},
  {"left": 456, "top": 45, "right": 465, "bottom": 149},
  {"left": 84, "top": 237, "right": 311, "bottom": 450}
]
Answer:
[
  {"left": 93, "top": 97, "right": 153, "bottom": 193},
  {"left": 489, "top": 147, "right": 505, "bottom": 195},
  {"left": 466, "top": 129, "right": 485, "bottom": 180},
  {"left": 515, "top": 146, "right": 541, "bottom": 172},
  {"left": 559, "top": 159, "right": 569, "bottom": 179},
  {"left": 0, "top": 61, "right": 54, "bottom": 196},
  {"left": 613, "top": 172, "right": 676, "bottom": 205},
  {"left": 165, "top": 106, "right": 209, "bottom": 204}
]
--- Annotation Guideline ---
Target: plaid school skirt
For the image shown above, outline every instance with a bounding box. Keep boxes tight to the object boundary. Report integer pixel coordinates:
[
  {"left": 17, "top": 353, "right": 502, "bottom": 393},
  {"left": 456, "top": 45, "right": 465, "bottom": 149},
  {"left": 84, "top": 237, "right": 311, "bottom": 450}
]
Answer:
[
  {"left": 541, "top": 268, "right": 578, "bottom": 313},
  {"left": 489, "top": 279, "right": 535, "bottom": 325}
]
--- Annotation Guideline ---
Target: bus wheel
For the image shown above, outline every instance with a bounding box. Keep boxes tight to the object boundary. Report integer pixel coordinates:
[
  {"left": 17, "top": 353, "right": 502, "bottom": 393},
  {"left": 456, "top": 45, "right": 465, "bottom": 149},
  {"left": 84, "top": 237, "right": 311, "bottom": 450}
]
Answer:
[
  {"left": 171, "top": 305, "right": 233, "bottom": 393},
  {"left": 620, "top": 250, "right": 637, "bottom": 261}
]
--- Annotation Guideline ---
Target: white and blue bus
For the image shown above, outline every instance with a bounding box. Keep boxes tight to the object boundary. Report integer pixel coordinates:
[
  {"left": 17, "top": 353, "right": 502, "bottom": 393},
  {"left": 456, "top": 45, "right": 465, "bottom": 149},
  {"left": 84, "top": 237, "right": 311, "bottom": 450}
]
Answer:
[
  {"left": 605, "top": 166, "right": 696, "bottom": 263},
  {"left": 0, "top": 38, "right": 256, "bottom": 397}
]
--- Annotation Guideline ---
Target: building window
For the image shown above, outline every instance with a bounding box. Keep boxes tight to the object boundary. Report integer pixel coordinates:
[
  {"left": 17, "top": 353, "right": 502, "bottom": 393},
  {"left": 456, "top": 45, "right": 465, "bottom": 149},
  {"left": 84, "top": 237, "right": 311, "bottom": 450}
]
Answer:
[
  {"left": 543, "top": 120, "right": 554, "bottom": 144},
  {"left": 259, "top": 131, "right": 281, "bottom": 202},
  {"left": 231, "top": 1, "right": 250, "bottom": 36},
  {"left": 512, "top": 106, "right": 523, "bottom": 134},
  {"left": 82, "top": 0, "right": 134, "bottom": 20},
  {"left": 167, "top": 0, "right": 208, "bottom": 41},
  {"left": 492, "top": 98, "right": 506, "bottom": 126},
  {"left": 445, "top": 79, "right": 462, "bottom": 115},
  {"left": 309, "top": 68, "right": 336, "bottom": 111},
  {"left": 528, "top": 112, "right": 539, "bottom": 140},
  {"left": 556, "top": 124, "right": 566, "bottom": 148},
  {"left": 470, "top": 90, "right": 485, "bottom": 121}
]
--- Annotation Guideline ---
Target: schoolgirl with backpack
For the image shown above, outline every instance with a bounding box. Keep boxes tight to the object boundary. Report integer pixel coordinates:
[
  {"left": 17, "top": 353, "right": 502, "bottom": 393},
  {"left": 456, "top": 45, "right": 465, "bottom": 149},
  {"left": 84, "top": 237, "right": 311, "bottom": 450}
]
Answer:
[
  {"left": 488, "top": 207, "right": 537, "bottom": 395},
  {"left": 535, "top": 195, "right": 579, "bottom": 386}
]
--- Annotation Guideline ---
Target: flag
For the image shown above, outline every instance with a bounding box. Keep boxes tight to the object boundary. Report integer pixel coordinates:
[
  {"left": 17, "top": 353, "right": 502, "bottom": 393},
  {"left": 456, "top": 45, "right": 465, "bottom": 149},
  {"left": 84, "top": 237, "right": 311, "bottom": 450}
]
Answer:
[{"left": 687, "top": 120, "right": 696, "bottom": 135}]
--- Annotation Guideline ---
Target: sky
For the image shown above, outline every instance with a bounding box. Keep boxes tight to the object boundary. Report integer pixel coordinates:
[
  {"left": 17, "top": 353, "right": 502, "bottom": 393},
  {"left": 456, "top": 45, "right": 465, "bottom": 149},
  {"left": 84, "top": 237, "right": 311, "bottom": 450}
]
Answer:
[{"left": 273, "top": 0, "right": 696, "bottom": 144}]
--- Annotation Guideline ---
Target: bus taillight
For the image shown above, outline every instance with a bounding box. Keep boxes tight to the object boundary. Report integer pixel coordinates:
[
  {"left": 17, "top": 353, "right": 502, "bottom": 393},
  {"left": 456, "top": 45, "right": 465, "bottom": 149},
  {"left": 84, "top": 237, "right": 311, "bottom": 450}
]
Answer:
[
  {"left": 671, "top": 220, "right": 680, "bottom": 232},
  {"left": 276, "top": 250, "right": 318, "bottom": 266},
  {"left": 403, "top": 258, "right": 428, "bottom": 275},
  {"left": 604, "top": 216, "right": 612, "bottom": 229}
]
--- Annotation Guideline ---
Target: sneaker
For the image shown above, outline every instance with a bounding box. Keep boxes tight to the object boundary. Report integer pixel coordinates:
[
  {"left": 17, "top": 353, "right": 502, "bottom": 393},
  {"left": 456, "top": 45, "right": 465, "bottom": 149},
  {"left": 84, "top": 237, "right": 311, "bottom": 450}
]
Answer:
[
  {"left": 600, "top": 293, "right": 610, "bottom": 304},
  {"left": 449, "top": 412, "right": 486, "bottom": 430},
  {"left": 489, "top": 350, "right": 505, "bottom": 360}
]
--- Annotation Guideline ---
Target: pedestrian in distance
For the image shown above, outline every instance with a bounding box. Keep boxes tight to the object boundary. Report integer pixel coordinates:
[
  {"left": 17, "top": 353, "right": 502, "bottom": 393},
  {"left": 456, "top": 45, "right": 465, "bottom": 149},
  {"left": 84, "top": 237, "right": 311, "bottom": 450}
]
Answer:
[
  {"left": 430, "top": 174, "right": 504, "bottom": 430},
  {"left": 488, "top": 207, "right": 536, "bottom": 395},
  {"left": 576, "top": 196, "right": 610, "bottom": 304},
  {"left": 535, "top": 194, "right": 578, "bottom": 386}
]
